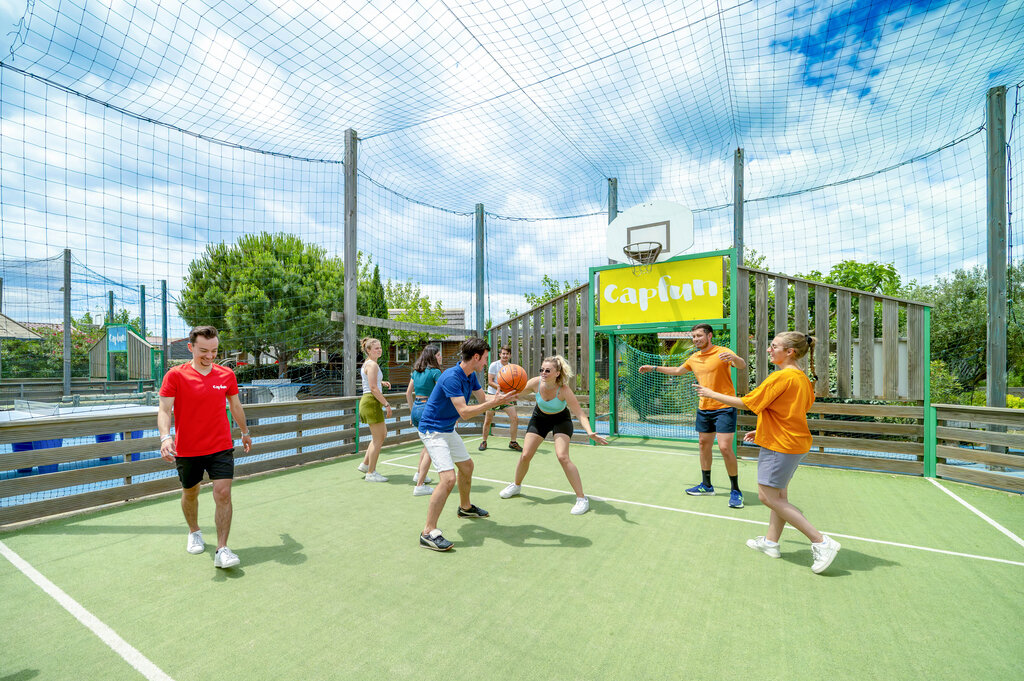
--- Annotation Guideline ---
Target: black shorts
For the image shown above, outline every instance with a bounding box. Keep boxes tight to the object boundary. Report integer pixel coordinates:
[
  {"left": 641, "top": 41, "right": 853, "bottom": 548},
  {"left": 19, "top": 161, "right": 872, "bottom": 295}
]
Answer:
[
  {"left": 526, "top": 408, "right": 573, "bottom": 439},
  {"left": 175, "top": 448, "right": 235, "bottom": 489},
  {"left": 695, "top": 407, "right": 737, "bottom": 434}
]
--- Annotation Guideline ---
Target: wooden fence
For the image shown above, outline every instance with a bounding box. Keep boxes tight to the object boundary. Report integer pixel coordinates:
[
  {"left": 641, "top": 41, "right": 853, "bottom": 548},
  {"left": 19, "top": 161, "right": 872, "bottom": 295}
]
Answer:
[
  {"left": 933, "top": 404, "right": 1024, "bottom": 493},
  {"left": 0, "top": 394, "right": 422, "bottom": 527},
  {"left": 489, "top": 284, "right": 589, "bottom": 390},
  {"left": 738, "top": 401, "right": 925, "bottom": 474},
  {"left": 733, "top": 266, "right": 930, "bottom": 399}
]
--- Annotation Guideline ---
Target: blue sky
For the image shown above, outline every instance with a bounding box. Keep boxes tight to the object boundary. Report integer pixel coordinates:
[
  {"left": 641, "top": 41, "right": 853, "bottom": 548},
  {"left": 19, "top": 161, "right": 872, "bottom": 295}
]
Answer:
[{"left": 0, "top": 0, "right": 1022, "bottom": 331}]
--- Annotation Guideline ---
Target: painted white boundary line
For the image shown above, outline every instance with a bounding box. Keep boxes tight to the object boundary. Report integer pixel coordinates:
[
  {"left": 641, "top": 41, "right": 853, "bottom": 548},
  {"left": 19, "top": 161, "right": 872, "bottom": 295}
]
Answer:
[
  {"left": 928, "top": 478, "right": 1024, "bottom": 549},
  {"left": 0, "top": 539, "right": 175, "bottom": 681},
  {"left": 379, "top": 460, "right": 1024, "bottom": 567}
]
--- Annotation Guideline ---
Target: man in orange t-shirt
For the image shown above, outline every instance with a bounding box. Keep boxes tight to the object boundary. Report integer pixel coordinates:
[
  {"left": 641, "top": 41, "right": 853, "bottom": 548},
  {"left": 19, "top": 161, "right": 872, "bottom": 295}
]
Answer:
[
  {"left": 639, "top": 323, "right": 747, "bottom": 508},
  {"left": 158, "top": 326, "right": 252, "bottom": 569}
]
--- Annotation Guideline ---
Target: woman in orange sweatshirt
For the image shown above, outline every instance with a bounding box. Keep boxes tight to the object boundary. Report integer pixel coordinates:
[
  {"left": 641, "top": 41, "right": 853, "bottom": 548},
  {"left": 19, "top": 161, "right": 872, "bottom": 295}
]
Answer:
[{"left": 695, "top": 331, "right": 840, "bottom": 574}]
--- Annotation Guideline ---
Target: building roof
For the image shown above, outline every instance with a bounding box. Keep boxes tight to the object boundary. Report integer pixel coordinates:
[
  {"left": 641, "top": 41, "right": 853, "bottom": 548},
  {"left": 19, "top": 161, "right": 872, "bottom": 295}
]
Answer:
[
  {"left": 0, "top": 313, "right": 42, "bottom": 340},
  {"left": 387, "top": 308, "right": 470, "bottom": 342}
]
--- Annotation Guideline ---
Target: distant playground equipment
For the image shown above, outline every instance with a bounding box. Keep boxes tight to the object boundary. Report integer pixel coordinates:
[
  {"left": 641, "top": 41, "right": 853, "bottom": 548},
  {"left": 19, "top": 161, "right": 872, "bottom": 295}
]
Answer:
[{"left": 87, "top": 323, "right": 164, "bottom": 384}]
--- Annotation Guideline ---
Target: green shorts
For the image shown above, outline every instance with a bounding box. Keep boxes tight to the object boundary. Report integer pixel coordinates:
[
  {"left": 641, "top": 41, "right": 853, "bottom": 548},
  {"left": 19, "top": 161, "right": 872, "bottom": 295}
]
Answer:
[{"left": 359, "top": 394, "right": 385, "bottom": 424}]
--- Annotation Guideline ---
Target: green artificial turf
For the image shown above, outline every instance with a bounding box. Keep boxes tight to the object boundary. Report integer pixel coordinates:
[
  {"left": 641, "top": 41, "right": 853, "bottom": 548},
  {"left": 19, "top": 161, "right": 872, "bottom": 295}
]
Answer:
[{"left": 2, "top": 437, "right": 1022, "bottom": 680}]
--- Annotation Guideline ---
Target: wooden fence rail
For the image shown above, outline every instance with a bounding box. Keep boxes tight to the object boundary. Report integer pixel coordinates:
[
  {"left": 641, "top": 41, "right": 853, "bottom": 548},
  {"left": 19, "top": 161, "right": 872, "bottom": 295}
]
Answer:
[
  {"left": 489, "top": 284, "right": 589, "bottom": 390},
  {"left": 933, "top": 404, "right": 1024, "bottom": 493},
  {"left": 0, "top": 394, "right": 422, "bottom": 527}
]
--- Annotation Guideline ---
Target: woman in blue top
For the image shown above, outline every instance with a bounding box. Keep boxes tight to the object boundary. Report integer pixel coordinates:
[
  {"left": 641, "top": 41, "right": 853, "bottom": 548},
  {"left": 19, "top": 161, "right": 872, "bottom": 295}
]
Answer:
[
  {"left": 405, "top": 344, "right": 443, "bottom": 496},
  {"left": 498, "top": 355, "right": 607, "bottom": 514}
]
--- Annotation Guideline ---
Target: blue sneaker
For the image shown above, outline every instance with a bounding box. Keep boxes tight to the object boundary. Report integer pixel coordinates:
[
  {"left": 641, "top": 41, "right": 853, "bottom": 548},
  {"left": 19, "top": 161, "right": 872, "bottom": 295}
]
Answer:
[
  {"left": 729, "top": 490, "right": 744, "bottom": 508},
  {"left": 685, "top": 483, "right": 715, "bottom": 496}
]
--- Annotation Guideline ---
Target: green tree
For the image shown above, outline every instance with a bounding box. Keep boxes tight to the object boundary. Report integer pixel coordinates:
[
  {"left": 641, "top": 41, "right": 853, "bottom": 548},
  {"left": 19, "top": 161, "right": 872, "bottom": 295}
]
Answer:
[
  {"left": 907, "top": 263, "right": 1024, "bottom": 389},
  {"left": 0, "top": 324, "right": 101, "bottom": 379},
  {"left": 177, "top": 232, "right": 345, "bottom": 378},
  {"left": 384, "top": 278, "right": 449, "bottom": 350},
  {"left": 506, "top": 275, "right": 583, "bottom": 321}
]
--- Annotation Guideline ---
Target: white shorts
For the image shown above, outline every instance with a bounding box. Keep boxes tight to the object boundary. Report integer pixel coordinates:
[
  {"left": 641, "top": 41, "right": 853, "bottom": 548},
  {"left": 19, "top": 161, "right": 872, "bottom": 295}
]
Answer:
[{"left": 417, "top": 430, "right": 471, "bottom": 472}]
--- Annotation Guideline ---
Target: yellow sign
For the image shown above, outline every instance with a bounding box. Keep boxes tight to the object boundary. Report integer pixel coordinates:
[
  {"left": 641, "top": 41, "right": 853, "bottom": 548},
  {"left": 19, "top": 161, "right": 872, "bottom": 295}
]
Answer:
[{"left": 600, "top": 256, "right": 724, "bottom": 325}]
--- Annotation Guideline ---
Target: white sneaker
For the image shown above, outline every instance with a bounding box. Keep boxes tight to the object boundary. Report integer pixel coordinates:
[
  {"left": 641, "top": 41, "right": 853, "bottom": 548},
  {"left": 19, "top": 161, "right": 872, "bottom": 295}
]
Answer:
[
  {"left": 413, "top": 485, "right": 434, "bottom": 496},
  {"left": 811, "top": 535, "right": 841, "bottom": 574},
  {"left": 186, "top": 530, "right": 205, "bottom": 554},
  {"left": 570, "top": 496, "right": 590, "bottom": 515},
  {"left": 357, "top": 462, "right": 369, "bottom": 473},
  {"left": 746, "top": 536, "right": 781, "bottom": 558},
  {"left": 499, "top": 483, "right": 521, "bottom": 498},
  {"left": 412, "top": 476, "right": 433, "bottom": 486},
  {"left": 214, "top": 547, "right": 240, "bottom": 568},
  {"left": 364, "top": 471, "right": 388, "bottom": 482}
]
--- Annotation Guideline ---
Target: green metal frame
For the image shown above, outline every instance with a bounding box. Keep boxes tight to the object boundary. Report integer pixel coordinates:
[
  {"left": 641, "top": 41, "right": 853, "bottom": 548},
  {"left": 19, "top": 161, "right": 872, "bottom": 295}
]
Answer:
[{"left": 588, "top": 249, "right": 739, "bottom": 441}]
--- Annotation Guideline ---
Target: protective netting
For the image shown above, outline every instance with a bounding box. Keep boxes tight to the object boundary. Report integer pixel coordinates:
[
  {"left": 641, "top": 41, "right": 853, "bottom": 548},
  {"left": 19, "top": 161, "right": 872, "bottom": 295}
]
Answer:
[
  {"left": 0, "top": 1, "right": 1021, "bottom": 384},
  {"left": 614, "top": 341, "right": 700, "bottom": 440}
]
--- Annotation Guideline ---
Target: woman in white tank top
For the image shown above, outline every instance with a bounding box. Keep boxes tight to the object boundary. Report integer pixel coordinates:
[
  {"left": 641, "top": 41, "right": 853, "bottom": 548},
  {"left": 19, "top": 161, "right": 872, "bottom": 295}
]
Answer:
[{"left": 357, "top": 337, "right": 392, "bottom": 482}]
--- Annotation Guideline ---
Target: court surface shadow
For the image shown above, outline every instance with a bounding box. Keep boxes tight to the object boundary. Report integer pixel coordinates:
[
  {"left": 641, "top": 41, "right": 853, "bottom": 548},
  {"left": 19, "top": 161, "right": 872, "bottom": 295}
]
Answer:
[
  {"left": 511, "top": 493, "right": 639, "bottom": 525},
  {"left": 456, "top": 520, "right": 593, "bottom": 549},
  {"left": 779, "top": 546, "right": 900, "bottom": 576},
  {"left": 212, "top": 533, "right": 306, "bottom": 580}
]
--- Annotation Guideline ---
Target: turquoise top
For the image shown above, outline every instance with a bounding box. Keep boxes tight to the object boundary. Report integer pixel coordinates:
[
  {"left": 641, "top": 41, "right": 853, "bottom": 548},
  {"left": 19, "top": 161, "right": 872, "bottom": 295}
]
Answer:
[
  {"left": 535, "top": 385, "right": 568, "bottom": 414},
  {"left": 411, "top": 367, "right": 442, "bottom": 399}
]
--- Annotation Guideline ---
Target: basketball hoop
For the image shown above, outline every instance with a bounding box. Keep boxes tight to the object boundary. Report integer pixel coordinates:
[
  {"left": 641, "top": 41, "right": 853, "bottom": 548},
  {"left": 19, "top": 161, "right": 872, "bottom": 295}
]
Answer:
[{"left": 622, "top": 241, "right": 662, "bottom": 276}]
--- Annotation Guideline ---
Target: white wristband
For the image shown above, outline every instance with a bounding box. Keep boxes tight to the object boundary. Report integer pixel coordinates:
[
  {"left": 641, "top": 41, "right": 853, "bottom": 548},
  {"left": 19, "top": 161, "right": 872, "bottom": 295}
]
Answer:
[{"left": 160, "top": 434, "right": 173, "bottom": 443}]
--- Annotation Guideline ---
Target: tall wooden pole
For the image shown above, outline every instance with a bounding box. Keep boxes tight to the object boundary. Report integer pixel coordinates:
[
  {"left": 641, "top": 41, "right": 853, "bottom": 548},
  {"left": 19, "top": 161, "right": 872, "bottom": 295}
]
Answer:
[
  {"left": 343, "top": 129, "right": 358, "bottom": 397},
  {"left": 475, "top": 203, "right": 485, "bottom": 338},
  {"left": 986, "top": 86, "right": 1007, "bottom": 409},
  {"left": 63, "top": 249, "right": 72, "bottom": 395},
  {"left": 734, "top": 148, "right": 744, "bottom": 265}
]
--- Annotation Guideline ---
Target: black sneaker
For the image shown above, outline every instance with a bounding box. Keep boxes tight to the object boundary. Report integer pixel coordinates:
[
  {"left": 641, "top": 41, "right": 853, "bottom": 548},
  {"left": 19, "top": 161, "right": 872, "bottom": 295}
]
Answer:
[
  {"left": 420, "top": 530, "right": 453, "bottom": 551},
  {"left": 478, "top": 442, "right": 488, "bottom": 451},
  {"left": 457, "top": 504, "right": 489, "bottom": 518},
  {"left": 508, "top": 441, "right": 522, "bottom": 451}
]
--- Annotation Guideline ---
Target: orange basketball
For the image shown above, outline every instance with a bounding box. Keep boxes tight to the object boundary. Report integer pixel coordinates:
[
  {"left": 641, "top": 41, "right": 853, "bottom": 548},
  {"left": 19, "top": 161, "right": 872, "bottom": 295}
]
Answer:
[{"left": 497, "top": 363, "right": 528, "bottom": 393}]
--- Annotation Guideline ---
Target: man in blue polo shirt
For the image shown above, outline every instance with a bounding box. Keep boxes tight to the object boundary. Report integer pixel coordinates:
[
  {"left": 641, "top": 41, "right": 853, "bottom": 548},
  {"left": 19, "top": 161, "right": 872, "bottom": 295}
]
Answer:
[{"left": 418, "top": 337, "right": 515, "bottom": 551}]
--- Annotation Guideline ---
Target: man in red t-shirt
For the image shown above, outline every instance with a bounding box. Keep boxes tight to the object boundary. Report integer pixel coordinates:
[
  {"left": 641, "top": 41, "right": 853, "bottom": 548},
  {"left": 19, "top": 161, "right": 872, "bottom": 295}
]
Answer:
[{"left": 158, "top": 326, "right": 252, "bottom": 569}]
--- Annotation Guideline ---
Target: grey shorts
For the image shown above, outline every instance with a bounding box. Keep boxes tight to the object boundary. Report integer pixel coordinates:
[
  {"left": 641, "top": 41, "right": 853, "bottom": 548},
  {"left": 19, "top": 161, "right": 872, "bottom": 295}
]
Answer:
[{"left": 757, "top": 447, "right": 807, "bottom": 488}]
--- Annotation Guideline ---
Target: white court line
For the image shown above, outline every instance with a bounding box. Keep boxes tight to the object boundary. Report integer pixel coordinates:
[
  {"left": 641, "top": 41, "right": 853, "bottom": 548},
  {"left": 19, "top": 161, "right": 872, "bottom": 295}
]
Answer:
[
  {"left": 928, "top": 478, "right": 1024, "bottom": 550},
  {"left": 0, "top": 539, "right": 175, "bottom": 681},
  {"left": 378, "top": 461, "right": 1024, "bottom": 567}
]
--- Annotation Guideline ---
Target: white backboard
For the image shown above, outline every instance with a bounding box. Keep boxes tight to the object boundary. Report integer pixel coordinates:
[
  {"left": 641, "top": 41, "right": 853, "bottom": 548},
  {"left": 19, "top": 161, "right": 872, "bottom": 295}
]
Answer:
[{"left": 606, "top": 200, "right": 694, "bottom": 263}]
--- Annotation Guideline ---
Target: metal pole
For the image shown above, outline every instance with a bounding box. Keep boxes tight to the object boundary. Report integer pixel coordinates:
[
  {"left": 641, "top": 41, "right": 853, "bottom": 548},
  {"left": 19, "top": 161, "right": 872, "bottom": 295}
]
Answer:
[
  {"left": 607, "top": 178, "right": 618, "bottom": 224},
  {"left": 986, "top": 86, "right": 1007, "bottom": 409},
  {"left": 734, "top": 148, "right": 744, "bottom": 265},
  {"left": 108, "top": 290, "right": 115, "bottom": 324},
  {"left": 63, "top": 249, "right": 72, "bottom": 396},
  {"left": 475, "top": 203, "right": 485, "bottom": 338},
  {"left": 161, "top": 280, "right": 168, "bottom": 378},
  {"left": 343, "top": 128, "right": 358, "bottom": 398},
  {"left": 139, "top": 284, "right": 146, "bottom": 336},
  {"left": 607, "top": 178, "right": 618, "bottom": 266}
]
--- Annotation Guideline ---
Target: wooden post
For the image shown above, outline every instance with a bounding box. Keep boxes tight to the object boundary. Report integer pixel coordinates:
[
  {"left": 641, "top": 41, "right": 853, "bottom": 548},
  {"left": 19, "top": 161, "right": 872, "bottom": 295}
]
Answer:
[
  {"left": 734, "top": 148, "right": 744, "bottom": 264},
  {"left": 160, "top": 280, "right": 168, "bottom": 379},
  {"left": 343, "top": 129, "right": 358, "bottom": 399},
  {"left": 986, "top": 86, "right": 1007, "bottom": 410},
  {"left": 139, "top": 284, "right": 146, "bottom": 337},
  {"left": 475, "top": 203, "right": 485, "bottom": 341},
  {"left": 608, "top": 178, "right": 618, "bottom": 265},
  {"left": 63, "top": 249, "right": 72, "bottom": 396}
]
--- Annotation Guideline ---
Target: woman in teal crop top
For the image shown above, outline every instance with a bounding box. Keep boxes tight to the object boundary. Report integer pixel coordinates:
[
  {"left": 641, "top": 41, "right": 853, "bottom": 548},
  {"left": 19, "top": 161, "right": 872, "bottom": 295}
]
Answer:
[
  {"left": 405, "top": 345, "right": 443, "bottom": 494},
  {"left": 496, "top": 355, "right": 607, "bottom": 515}
]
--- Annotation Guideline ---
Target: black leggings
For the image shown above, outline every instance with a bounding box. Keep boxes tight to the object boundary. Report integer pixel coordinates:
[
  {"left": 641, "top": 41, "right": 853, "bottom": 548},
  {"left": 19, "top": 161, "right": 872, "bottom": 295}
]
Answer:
[{"left": 526, "top": 408, "right": 573, "bottom": 439}]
